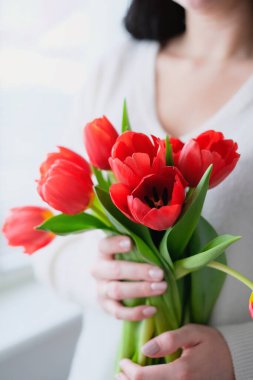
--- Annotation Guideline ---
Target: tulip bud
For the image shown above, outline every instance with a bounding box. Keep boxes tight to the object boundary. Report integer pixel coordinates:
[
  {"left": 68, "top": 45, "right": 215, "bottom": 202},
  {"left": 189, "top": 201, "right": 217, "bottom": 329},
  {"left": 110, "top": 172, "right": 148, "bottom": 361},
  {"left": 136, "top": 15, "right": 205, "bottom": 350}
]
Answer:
[
  {"left": 2, "top": 206, "right": 55, "bottom": 254},
  {"left": 83, "top": 116, "right": 118, "bottom": 170},
  {"left": 37, "top": 146, "right": 94, "bottom": 215},
  {"left": 249, "top": 292, "right": 253, "bottom": 319}
]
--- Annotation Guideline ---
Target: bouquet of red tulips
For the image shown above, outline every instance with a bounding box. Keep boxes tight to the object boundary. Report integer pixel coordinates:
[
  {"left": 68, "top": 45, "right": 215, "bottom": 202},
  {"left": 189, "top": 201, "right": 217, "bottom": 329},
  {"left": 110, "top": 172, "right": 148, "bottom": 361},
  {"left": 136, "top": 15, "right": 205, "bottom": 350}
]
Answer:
[{"left": 3, "top": 101, "right": 253, "bottom": 370}]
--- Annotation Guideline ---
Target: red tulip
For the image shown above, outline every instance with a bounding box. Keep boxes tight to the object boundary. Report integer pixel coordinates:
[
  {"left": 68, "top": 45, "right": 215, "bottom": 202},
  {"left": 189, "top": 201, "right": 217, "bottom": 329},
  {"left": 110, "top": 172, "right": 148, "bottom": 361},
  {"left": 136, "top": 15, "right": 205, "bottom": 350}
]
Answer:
[
  {"left": 37, "top": 146, "right": 94, "bottom": 215},
  {"left": 176, "top": 130, "right": 240, "bottom": 188},
  {"left": 2, "top": 206, "right": 55, "bottom": 254},
  {"left": 109, "top": 131, "right": 166, "bottom": 190},
  {"left": 83, "top": 116, "right": 119, "bottom": 170},
  {"left": 249, "top": 292, "right": 253, "bottom": 319},
  {"left": 110, "top": 167, "right": 187, "bottom": 231}
]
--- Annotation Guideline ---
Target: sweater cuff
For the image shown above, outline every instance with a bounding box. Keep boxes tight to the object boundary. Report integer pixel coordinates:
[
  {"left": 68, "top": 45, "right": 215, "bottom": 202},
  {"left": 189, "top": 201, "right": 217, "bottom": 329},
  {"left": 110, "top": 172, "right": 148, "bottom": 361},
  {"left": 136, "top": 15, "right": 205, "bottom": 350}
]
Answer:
[{"left": 217, "top": 322, "right": 253, "bottom": 380}]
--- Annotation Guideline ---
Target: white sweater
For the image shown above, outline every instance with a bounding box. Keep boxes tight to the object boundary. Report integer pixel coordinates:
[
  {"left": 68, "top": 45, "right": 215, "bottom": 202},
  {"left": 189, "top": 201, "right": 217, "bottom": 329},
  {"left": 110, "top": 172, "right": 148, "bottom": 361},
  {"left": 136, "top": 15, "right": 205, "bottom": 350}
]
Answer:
[{"left": 33, "top": 37, "right": 253, "bottom": 380}]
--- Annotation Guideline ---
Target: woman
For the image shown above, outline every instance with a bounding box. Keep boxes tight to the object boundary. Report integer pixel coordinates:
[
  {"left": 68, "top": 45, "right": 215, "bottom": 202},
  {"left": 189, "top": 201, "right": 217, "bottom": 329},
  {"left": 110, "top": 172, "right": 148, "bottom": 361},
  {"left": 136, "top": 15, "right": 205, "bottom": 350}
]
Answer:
[{"left": 34, "top": 1, "right": 253, "bottom": 379}]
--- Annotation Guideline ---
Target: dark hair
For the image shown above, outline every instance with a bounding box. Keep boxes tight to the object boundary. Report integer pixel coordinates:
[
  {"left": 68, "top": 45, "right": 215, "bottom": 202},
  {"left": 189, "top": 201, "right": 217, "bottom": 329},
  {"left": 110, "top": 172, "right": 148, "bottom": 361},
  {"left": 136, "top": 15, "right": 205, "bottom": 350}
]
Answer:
[{"left": 124, "top": 0, "right": 186, "bottom": 43}]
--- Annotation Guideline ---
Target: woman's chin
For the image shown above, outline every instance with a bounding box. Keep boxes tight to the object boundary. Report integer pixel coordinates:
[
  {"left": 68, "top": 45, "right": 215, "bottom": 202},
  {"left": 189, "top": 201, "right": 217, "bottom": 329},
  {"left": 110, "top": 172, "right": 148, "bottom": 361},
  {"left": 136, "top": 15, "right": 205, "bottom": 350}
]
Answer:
[{"left": 173, "top": 0, "right": 218, "bottom": 11}]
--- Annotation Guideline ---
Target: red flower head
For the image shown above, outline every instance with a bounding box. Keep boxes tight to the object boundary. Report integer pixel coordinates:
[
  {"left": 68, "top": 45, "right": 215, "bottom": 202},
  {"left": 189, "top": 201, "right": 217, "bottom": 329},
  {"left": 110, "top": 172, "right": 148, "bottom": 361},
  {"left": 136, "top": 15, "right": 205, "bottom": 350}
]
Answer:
[
  {"left": 2, "top": 206, "right": 55, "bottom": 254},
  {"left": 110, "top": 167, "right": 187, "bottom": 231},
  {"left": 176, "top": 130, "right": 240, "bottom": 188},
  {"left": 249, "top": 292, "right": 253, "bottom": 319},
  {"left": 37, "top": 146, "right": 94, "bottom": 215},
  {"left": 109, "top": 131, "right": 166, "bottom": 190},
  {"left": 83, "top": 116, "right": 119, "bottom": 170}
]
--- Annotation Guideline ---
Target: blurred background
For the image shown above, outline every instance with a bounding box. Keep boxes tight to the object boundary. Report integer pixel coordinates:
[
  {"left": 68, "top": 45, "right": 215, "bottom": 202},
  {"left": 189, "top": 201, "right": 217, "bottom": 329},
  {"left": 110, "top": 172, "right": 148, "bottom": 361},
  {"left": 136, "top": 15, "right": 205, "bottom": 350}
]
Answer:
[{"left": 0, "top": 0, "right": 128, "bottom": 378}]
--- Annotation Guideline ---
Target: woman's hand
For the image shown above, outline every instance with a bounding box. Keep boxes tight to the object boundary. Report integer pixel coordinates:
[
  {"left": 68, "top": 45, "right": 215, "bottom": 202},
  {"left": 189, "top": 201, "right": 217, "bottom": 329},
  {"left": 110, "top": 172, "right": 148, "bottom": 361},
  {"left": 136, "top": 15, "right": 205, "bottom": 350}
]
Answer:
[
  {"left": 116, "top": 324, "right": 235, "bottom": 380},
  {"left": 91, "top": 235, "right": 167, "bottom": 321}
]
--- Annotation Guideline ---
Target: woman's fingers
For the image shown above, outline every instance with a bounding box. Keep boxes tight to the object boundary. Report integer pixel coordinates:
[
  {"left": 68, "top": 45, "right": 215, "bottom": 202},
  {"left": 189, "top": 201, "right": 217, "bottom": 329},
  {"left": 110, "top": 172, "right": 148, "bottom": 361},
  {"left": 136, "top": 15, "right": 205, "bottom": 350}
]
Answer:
[
  {"left": 141, "top": 324, "right": 201, "bottom": 358},
  {"left": 92, "top": 260, "right": 164, "bottom": 281},
  {"left": 118, "top": 358, "right": 188, "bottom": 380},
  {"left": 98, "top": 235, "right": 132, "bottom": 257},
  {"left": 101, "top": 299, "right": 157, "bottom": 321},
  {"left": 98, "top": 280, "right": 167, "bottom": 300},
  {"left": 94, "top": 235, "right": 166, "bottom": 321},
  {"left": 118, "top": 359, "right": 169, "bottom": 380},
  {"left": 115, "top": 373, "right": 129, "bottom": 380},
  {"left": 94, "top": 235, "right": 164, "bottom": 282}
]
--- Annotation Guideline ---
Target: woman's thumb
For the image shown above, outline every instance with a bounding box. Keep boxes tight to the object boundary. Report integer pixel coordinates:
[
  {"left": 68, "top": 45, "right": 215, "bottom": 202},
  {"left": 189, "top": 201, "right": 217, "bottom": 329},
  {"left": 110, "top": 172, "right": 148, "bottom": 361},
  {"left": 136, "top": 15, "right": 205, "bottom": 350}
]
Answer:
[{"left": 141, "top": 324, "right": 201, "bottom": 358}]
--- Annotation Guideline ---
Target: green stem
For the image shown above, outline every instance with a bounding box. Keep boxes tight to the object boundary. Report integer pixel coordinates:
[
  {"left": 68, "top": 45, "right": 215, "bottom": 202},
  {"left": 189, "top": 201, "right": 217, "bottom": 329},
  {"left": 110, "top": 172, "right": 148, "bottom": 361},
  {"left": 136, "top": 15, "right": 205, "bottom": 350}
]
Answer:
[
  {"left": 92, "top": 204, "right": 106, "bottom": 220},
  {"left": 115, "top": 320, "right": 140, "bottom": 372},
  {"left": 136, "top": 315, "right": 155, "bottom": 365},
  {"left": 91, "top": 202, "right": 112, "bottom": 228},
  {"left": 207, "top": 261, "right": 253, "bottom": 290},
  {"left": 115, "top": 246, "right": 183, "bottom": 370},
  {"left": 92, "top": 166, "right": 110, "bottom": 190}
]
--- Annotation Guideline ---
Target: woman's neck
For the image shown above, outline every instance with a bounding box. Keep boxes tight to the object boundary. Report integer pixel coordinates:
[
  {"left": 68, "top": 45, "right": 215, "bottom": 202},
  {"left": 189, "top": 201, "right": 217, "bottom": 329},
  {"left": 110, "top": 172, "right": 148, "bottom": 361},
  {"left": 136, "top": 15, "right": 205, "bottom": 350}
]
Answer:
[{"left": 180, "top": 1, "right": 253, "bottom": 62}]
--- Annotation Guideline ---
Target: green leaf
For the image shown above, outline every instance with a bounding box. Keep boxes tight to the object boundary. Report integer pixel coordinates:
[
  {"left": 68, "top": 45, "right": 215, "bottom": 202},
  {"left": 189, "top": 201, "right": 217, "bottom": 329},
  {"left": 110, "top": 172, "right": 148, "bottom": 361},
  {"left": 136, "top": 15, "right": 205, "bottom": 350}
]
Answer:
[
  {"left": 181, "top": 217, "right": 229, "bottom": 323},
  {"left": 95, "top": 186, "right": 160, "bottom": 265},
  {"left": 174, "top": 234, "right": 240, "bottom": 278},
  {"left": 121, "top": 99, "right": 132, "bottom": 133},
  {"left": 159, "top": 228, "right": 174, "bottom": 272},
  {"left": 166, "top": 165, "right": 212, "bottom": 260},
  {"left": 165, "top": 136, "right": 174, "bottom": 166},
  {"left": 37, "top": 213, "right": 111, "bottom": 235}
]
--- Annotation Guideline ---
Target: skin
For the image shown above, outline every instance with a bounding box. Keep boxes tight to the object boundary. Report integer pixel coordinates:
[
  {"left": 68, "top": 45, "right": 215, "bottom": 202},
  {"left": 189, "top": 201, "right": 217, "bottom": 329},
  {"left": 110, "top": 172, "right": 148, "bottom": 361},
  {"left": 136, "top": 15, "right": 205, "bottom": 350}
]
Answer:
[
  {"left": 92, "top": 0, "right": 253, "bottom": 378},
  {"left": 157, "top": 0, "right": 253, "bottom": 137},
  {"left": 117, "top": 324, "right": 235, "bottom": 380}
]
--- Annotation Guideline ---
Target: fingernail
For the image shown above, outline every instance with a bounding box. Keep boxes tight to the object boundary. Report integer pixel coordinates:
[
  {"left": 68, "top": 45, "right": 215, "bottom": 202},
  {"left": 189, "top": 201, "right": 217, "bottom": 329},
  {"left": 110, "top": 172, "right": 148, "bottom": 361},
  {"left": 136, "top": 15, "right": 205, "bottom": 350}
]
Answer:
[
  {"left": 115, "top": 374, "right": 124, "bottom": 380},
  {"left": 142, "top": 306, "right": 157, "bottom": 317},
  {"left": 149, "top": 267, "right": 163, "bottom": 280},
  {"left": 142, "top": 340, "right": 160, "bottom": 356},
  {"left": 118, "top": 239, "right": 131, "bottom": 251},
  {"left": 150, "top": 282, "right": 167, "bottom": 291},
  {"left": 120, "top": 359, "right": 129, "bottom": 368}
]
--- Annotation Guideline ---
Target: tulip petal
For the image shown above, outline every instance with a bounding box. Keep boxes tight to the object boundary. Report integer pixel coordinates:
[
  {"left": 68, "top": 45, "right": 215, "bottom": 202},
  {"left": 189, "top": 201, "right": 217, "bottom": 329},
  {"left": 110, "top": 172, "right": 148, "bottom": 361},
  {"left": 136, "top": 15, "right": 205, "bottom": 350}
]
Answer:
[
  {"left": 249, "top": 292, "right": 253, "bottom": 319},
  {"left": 178, "top": 139, "right": 202, "bottom": 187},
  {"left": 141, "top": 204, "right": 182, "bottom": 231},
  {"left": 127, "top": 197, "right": 151, "bottom": 224},
  {"left": 200, "top": 149, "right": 214, "bottom": 175},
  {"left": 40, "top": 147, "right": 91, "bottom": 177},
  {"left": 110, "top": 183, "right": 135, "bottom": 222},
  {"left": 41, "top": 174, "right": 93, "bottom": 215},
  {"left": 124, "top": 153, "right": 151, "bottom": 178},
  {"left": 210, "top": 158, "right": 239, "bottom": 188},
  {"left": 132, "top": 133, "right": 157, "bottom": 157},
  {"left": 196, "top": 130, "right": 223, "bottom": 149},
  {"left": 170, "top": 175, "right": 187, "bottom": 205},
  {"left": 109, "top": 158, "right": 139, "bottom": 188}
]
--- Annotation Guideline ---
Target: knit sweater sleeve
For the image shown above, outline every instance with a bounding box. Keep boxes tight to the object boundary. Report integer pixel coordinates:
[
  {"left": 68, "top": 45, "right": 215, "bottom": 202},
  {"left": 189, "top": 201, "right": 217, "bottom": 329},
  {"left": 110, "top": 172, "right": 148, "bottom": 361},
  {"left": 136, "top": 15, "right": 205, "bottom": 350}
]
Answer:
[
  {"left": 217, "top": 322, "right": 253, "bottom": 380},
  {"left": 32, "top": 231, "right": 103, "bottom": 308}
]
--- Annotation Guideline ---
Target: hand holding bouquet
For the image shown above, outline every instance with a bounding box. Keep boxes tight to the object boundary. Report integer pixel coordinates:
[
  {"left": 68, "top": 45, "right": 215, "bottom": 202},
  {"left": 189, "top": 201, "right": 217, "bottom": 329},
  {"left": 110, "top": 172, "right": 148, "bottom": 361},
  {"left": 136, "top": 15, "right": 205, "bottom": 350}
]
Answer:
[{"left": 3, "top": 101, "right": 253, "bottom": 372}]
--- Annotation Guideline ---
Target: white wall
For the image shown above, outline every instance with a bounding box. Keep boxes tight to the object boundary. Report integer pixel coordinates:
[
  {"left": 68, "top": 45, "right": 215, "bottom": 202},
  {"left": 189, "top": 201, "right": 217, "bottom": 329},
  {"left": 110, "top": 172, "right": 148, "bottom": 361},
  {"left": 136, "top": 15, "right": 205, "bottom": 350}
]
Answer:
[{"left": 0, "top": 1, "right": 129, "bottom": 379}]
